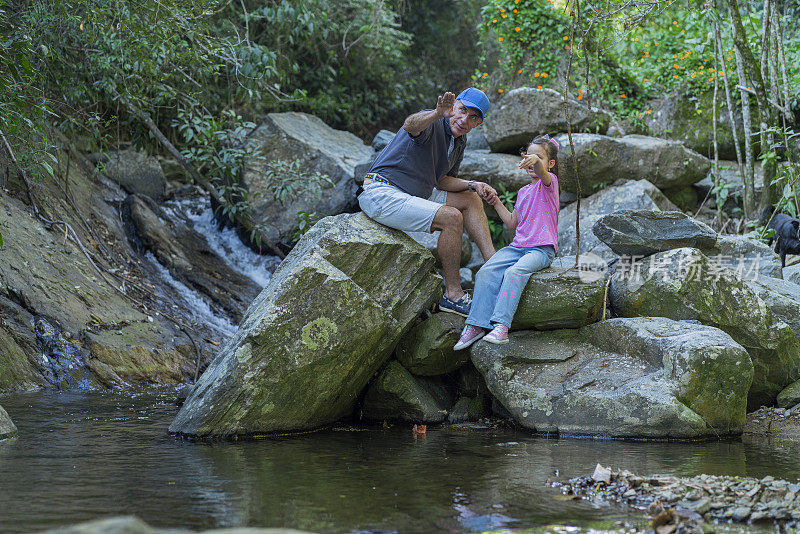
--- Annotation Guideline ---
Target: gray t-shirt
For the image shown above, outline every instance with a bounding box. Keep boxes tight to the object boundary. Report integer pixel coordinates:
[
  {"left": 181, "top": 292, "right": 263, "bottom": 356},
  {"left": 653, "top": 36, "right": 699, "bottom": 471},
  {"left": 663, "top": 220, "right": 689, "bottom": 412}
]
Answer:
[{"left": 368, "top": 114, "right": 467, "bottom": 199}]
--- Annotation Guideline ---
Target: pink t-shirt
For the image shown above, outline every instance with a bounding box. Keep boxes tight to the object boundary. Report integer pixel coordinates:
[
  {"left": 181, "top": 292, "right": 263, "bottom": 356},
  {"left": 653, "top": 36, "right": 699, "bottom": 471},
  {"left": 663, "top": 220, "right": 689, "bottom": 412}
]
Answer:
[{"left": 509, "top": 173, "right": 559, "bottom": 249}]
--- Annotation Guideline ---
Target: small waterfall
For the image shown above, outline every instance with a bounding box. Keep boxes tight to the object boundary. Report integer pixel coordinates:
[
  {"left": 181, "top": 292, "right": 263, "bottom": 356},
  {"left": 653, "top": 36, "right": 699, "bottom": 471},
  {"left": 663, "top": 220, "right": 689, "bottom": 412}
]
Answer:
[
  {"left": 144, "top": 252, "right": 238, "bottom": 338},
  {"left": 162, "top": 195, "right": 280, "bottom": 288}
]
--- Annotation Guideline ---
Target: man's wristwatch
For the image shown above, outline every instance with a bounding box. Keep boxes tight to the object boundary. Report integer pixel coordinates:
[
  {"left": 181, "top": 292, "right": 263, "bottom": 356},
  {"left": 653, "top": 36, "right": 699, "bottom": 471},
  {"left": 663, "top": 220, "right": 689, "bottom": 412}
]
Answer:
[{"left": 467, "top": 181, "right": 475, "bottom": 192}]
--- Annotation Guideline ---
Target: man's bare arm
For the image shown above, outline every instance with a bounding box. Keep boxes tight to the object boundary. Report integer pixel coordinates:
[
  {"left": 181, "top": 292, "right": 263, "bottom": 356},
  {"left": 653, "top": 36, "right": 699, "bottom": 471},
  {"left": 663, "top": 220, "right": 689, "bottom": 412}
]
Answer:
[{"left": 403, "top": 92, "right": 455, "bottom": 136}]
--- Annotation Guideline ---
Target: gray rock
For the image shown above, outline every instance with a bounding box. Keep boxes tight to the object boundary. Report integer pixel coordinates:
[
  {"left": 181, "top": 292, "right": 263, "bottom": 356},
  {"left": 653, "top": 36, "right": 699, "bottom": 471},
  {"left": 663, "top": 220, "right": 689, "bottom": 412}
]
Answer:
[
  {"left": 459, "top": 267, "right": 474, "bottom": 290},
  {"left": 353, "top": 153, "right": 378, "bottom": 185},
  {"left": 784, "top": 263, "right": 800, "bottom": 284},
  {"left": 471, "top": 317, "right": 752, "bottom": 438},
  {"left": 484, "top": 87, "right": 611, "bottom": 152},
  {"left": 466, "top": 125, "right": 490, "bottom": 150},
  {"left": 371, "top": 129, "right": 395, "bottom": 151},
  {"left": 458, "top": 149, "right": 530, "bottom": 192},
  {"left": 694, "top": 160, "right": 766, "bottom": 213},
  {"left": 396, "top": 313, "right": 468, "bottom": 376},
  {"left": 0, "top": 405, "right": 17, "bottom": 440},
  {"left": 362, "top": 360, "right": 452, "bottom": 423},
  {"left": 554, "top": 134, "right": 711, "bottom": 197},
  {"left": 99, "top": 150, "right": 166, "bottom": 200},
  {"left": 558, "top": 179, "right": 679, "bottom": 262},
  {"left": 592, "top": 210, "right": 718, "bottom": 258},
  {"left": 40, "top": 516, "right": 314, "bottom": 533},
  {"left": 714, "top": 235, "right": 782, "bottom": 280},
  {"left": 777, "top": 380, "right": 800, "bottom": 408},
  {"left": 242, "top": 112, "right": 373, "bottom": 249},
  {"left": 609, "top": 247, "right": 800, "bottom": 408},
  {"left": 169, "top": 212, "right": 441, "bottom": 437}
]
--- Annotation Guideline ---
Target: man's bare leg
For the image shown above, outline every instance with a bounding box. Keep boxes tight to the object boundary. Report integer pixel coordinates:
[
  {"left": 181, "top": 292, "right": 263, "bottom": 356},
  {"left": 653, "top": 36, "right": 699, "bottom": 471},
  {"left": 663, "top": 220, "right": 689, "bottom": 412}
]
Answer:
[
  {"left": 446, "top": 190, "right": 495, "bottom": 261},
  {"left": 431, "top": 205, "right": 465, "bottom": 301}
]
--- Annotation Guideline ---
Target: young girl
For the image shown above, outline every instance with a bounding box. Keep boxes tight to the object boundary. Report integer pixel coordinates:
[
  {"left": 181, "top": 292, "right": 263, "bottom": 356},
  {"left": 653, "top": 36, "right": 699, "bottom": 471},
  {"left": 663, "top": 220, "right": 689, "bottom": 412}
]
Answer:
[{"left": 454, "top": 135, "right": 560, "bottom": 348}]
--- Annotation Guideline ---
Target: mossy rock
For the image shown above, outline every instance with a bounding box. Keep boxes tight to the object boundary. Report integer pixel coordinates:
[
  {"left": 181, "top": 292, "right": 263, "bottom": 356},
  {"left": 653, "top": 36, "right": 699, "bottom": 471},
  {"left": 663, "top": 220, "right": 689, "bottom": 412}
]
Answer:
[
  {"left": 362, "top": 360, "right": 452, "bottom": 423},
  {"left": 396, "top": 313, "right": 467, "bottom": 376},
  {"left": 0, "top": 405, "right": 18, "bottom": 440}
]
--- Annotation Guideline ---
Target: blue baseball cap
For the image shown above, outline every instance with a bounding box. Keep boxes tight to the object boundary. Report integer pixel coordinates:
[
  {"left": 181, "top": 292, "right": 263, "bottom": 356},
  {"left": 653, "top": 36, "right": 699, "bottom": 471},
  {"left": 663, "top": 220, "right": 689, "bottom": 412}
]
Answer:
[{"left": 456, "top": 87, "right": 490, "bottom": 120}]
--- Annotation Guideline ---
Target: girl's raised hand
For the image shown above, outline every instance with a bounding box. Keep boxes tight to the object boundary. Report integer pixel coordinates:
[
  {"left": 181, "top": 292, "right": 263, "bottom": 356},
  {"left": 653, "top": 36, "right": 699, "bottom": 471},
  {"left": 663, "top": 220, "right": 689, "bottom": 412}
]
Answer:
[{"left": 519, "top": 153, "right": 543, "bottom": 170}]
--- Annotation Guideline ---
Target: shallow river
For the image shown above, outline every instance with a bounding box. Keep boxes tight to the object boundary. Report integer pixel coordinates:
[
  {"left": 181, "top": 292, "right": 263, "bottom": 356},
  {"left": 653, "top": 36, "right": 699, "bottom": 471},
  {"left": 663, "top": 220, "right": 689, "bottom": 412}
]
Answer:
[{"left": 0, "top": 388, "right": 798, "bottom": 533}]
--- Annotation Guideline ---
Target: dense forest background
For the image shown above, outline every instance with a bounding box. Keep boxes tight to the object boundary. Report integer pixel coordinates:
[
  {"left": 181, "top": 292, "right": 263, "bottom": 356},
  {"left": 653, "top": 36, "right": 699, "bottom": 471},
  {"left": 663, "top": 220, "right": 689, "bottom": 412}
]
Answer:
[{"left": 2, "top": 0, "right": 800, "bottom": 243}]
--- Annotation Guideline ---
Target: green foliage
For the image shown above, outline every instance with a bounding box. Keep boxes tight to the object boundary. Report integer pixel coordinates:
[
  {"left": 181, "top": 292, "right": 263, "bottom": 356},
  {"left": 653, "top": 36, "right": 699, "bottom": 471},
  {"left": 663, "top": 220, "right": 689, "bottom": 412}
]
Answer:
[
  {"left": 248, "top": 0, "right": 412, "bottom": 135},
  {"left": 291, "top": 210, "right": 324, "bottom": 243},
  {"left": 263, "top": 160, "right": 335, "bottom": 206}
]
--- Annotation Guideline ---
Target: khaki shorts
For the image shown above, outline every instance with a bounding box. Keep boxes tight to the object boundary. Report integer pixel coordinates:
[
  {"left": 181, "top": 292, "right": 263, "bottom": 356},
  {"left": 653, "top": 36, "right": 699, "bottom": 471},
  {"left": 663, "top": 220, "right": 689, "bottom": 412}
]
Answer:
[{"left": 358, "top": 182, "right": 448, "bottom": 233}]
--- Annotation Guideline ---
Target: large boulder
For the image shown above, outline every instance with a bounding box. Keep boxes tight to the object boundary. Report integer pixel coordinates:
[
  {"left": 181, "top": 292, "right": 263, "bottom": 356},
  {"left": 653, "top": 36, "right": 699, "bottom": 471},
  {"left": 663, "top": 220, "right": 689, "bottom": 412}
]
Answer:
[
  {"left": 242, "top": 112, "right": 373, "bottom": 249},
  {"left": 0, "top": 405, "right": 17, "bottom": 439},
  {"left": 169, "top": 213, "right": 441, "bottom": 437},
  {"left": 645, "top": 88, "right": 745, "bottom": 160},
  {"left": 361, "top": 360, "right": 453, "bottom": 422},
  {"left": 777, "top": 379, "right": 800, "bottom": 409},
  {"left": 483, "top": 87, "right": 611, "bottom": 153},
  {"left": 784, "top": 263, "right": 800, "bottom": 284},
  {"left": 609, "top": 247, "right": 800, "bottom": 408},
  {"left": 396, "top": 313, "right": 468, "bottom": 376},
  {"left": 554, "top": 134, "right": 711, "bottom": 197},
  {"left": 98, "top": 150, "right": 167, "bottom": 200},
  {"left": 471, "top": 317, "right": 752, "bottom": 438},
  {"left": 592, "top": 210, "right": 718, "bottom": 257},
  {"left": 511, "top": 257, "right": 605, "bottom": 330},
  {"left": 558, "top": 179, "right": 679, "bottom": 262}
]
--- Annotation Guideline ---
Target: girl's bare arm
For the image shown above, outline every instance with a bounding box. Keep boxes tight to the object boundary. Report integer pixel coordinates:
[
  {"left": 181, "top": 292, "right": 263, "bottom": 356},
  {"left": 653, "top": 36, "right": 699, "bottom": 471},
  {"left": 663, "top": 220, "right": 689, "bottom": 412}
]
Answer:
[{"left": 487, "top": 193, "right": 518, "bottom": 229}]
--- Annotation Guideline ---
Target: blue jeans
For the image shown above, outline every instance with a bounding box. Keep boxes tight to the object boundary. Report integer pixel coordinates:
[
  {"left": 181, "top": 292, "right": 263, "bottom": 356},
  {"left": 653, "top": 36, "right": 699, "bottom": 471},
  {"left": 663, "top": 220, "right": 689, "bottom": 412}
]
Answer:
[{"left": 466, "top": 245, "right": 555, "bottom": 329}]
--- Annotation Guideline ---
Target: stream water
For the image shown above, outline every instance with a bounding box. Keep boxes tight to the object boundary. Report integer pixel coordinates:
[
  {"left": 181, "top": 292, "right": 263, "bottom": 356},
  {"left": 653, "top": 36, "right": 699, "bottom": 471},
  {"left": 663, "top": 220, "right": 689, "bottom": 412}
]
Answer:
[{"left": 1, "top": 388, "right": 798, "bottom": 533}]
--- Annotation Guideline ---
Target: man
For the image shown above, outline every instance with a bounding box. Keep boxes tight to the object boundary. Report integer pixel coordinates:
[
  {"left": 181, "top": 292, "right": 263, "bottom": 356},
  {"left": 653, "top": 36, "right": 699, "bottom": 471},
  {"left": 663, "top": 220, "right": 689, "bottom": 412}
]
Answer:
[{"left": 358, "top": 88, "right": 497, "bottom": 316}]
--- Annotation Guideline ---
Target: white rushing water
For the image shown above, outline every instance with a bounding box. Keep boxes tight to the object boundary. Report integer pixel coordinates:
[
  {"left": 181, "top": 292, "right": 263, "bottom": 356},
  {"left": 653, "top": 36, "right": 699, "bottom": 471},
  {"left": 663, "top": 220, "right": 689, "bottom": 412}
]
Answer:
[
  {"left": 162, "top": 195, "right": 280, "bottom": 288},
  {"left": 144, "top": 252, "right": 238, "bottom": 338}
]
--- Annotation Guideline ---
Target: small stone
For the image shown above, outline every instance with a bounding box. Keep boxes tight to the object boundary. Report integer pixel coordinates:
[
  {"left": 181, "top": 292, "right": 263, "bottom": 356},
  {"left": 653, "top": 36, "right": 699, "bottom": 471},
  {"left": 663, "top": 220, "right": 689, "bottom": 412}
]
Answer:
[
  {"left": 731, "top": 506, "right": 752, "bottom": 521},
  {"left": 592, "top": 464, "right": 612, "bottom": 484},
  {"left": 623, "top": 489, "right": 637, "bottom": 498}
]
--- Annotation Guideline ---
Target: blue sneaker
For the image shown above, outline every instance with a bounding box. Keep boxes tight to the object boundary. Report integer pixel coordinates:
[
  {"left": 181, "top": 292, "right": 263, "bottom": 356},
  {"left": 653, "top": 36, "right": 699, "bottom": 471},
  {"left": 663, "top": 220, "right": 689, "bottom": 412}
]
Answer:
[{"left": 439, "top": 292, "right": 472, "bottom": 317}]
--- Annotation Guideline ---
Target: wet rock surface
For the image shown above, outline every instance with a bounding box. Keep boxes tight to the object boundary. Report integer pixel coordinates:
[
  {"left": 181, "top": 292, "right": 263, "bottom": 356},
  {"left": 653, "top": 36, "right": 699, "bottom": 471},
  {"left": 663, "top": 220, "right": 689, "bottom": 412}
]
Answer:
[
  {"left": 0, "top": 405, "right": 17, "bottom": 440},
  {"left": 553, "top": 464, "right": 800, "bottom": 529}
]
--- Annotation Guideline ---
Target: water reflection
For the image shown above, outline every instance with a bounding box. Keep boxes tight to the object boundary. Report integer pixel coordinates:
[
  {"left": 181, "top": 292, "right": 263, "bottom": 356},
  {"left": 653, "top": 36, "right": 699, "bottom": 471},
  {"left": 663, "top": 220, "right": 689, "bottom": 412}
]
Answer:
[{"left": 0, "top": 389, "right": 798, "bottom": 533}]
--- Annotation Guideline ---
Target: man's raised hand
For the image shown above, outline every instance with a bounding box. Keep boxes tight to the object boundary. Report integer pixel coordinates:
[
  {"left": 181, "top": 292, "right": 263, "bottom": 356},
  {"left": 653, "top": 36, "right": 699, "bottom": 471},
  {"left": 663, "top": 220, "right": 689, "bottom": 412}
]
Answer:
[{"left": 436, "top": 92, "right": 456, "bottom": 118}]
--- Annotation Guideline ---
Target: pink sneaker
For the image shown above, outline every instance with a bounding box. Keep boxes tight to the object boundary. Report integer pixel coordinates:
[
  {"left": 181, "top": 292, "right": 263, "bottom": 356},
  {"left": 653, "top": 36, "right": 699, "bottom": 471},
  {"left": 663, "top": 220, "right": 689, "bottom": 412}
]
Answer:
[
  {"left": 454, "top": 325, "right": 485, "bottom": 351},
  {"left": 484, "top": 324, "right": 509, "bottom": 344}
]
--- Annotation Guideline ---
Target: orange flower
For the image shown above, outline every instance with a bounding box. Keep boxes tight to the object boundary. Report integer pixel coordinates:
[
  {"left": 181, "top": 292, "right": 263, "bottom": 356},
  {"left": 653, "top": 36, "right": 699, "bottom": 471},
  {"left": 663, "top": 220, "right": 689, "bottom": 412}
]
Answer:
[
  {"left": 673, "top": 64, "right": 680, "bottom": 69},
  {"left": 672, "top": 20, "right": 677, "bottom": 24},
  {"left": 620, "top": 93, "right": 626, "bottom": 98},
  {"left": 500, "top": 8, "right": 505, "bottom": 12},
  {"left": 513, "top": 9, "right": 517, "bottom": 12},
  {"left": 518, "top": 69, "right": 522, "bottom": 74},
  {"left": 564, "top": 45, "right": 569, "bottom": 49},
  {"left": 542, "top": 73, "right": 548, "bottom": 78},
  {"left": 501, "top": 13, "right": 507, "bottom": 18},
  {"left": 673, "top": 75, "right": 679, "bottom": 78},
  {"left": 644, "top": 51, "right": 650, "bottom": 57},
  {"left": 499, "top": 88, "right": 504, "bottom": 93},
  {"left": 499, "top": 37, "right": 504, "bottom": 41},
  {"left": 515, "top": 26, "right": 521, "bottom": 31},
  {"left": 563, "top": 35, "right": 569, "bottom": 40},
  {"left": 534, "top": 72, "right": 540, "bottom": 77},
  {"left": 672, "top": 54, "right": 677, "bottom": 58},
  {"left": 493, "top": 19, "right": 497, "bottom": 23},
  {"left": 537, "top": 85, "right": 542, "bottom": 89},
  {"left": 691, "top": 72, "right": 696, "bottom": 78},
  {"left": 634, "top": 38, "right": 639, "bottom": 41},
  {"left": 578, "top": 90, "right": 584, "bottom": 100},
  {"left": 482, "top": 72, "right": 489, "bottom": 77}
]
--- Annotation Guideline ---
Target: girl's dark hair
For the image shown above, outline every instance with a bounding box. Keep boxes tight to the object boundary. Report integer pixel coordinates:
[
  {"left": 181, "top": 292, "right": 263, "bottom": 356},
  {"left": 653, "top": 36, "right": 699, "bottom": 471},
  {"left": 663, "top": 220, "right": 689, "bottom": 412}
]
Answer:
[{"left": 527, "top": 134, "right": 559, "bottom": 178}]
